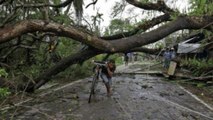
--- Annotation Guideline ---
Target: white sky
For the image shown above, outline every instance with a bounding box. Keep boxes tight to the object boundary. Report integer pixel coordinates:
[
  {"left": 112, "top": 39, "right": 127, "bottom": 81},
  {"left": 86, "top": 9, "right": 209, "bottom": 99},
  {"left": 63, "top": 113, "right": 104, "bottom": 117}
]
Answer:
[
  {"left": 83, "top": 0, "right": 121, "bottom": 28},
  {"left": 83, "top": 0, "right": 191, "bottom": 30}
]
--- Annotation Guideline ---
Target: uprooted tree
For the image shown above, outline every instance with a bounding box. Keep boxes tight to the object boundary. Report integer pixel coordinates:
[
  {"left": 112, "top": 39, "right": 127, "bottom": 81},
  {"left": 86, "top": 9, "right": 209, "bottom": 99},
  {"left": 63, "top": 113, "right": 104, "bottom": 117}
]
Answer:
[{"left": 0, "top": 0, "right": 212, "bottom": 92}]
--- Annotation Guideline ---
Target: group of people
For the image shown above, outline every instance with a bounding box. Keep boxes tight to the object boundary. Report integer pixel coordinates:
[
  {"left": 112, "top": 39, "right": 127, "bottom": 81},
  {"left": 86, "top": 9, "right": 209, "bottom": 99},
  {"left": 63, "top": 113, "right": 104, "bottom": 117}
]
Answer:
[{"left": 163, "top": 47, "right": 176, "bottom": 69}]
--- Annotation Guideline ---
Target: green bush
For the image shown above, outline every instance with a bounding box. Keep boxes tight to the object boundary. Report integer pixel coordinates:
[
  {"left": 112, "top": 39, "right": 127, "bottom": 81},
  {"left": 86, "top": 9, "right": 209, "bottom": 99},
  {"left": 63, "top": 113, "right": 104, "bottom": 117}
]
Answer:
[
  {"left": 181, "top": 58, "right": 213, "bottom": 76},
  {"left": 58, "top": 60, "right": 93, "bottom": 80},
  {"left": 0, "top": 69, "right": 11, "bottom": 99},
  {"left": 0, "top": 88, "right": 11, "bottom": 99},
  {"left": 0, "top": 68, "right": 8, "bottom": 78}
]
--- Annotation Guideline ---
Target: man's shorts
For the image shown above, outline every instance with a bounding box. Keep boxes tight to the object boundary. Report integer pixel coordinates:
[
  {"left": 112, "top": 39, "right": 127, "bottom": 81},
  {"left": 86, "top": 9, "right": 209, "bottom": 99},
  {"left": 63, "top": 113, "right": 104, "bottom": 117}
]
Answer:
[{"left": 100, "top": 73, "right": 112, "bottom": 86}]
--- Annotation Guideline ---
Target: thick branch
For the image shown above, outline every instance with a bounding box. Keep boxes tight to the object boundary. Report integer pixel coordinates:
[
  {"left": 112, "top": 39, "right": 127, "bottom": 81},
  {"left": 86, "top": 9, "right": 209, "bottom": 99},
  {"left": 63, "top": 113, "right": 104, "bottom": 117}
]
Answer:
[
  {"left": 25, "top": 48, "right": 101, "bottom": 92},
  {"left": 109, "top": 16, "right": 213, "bottom": 52},
  {"left": 16, "top": 0, "right": 74, "bottom": 8},
  {"left": 0, "top": 16, "right": 212, "bottom": 53},
  {"left": 125, "top": 0, "right": 174, "bottom": 13},
  {"left": 22, "top": 47, "right": 162, "bottom": 92},
  {"left": 101, "top": 14, "right": 171, "bottom": 40},
  {"left": 0, "top": 20, "right": 113, "bottom": 52},
  {"left": 130, "top": 47, "right": 160, "bottom": 55},
  {"left": 86, "top": 0, "right": 98, "bottom": 8}
]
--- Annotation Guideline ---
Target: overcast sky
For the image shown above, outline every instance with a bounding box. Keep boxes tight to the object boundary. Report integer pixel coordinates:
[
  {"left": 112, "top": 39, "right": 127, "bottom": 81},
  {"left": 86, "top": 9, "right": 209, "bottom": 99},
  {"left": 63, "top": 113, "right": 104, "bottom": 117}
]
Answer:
[{"left": 83, "top": 0, "right": 191, "bottom": 29}]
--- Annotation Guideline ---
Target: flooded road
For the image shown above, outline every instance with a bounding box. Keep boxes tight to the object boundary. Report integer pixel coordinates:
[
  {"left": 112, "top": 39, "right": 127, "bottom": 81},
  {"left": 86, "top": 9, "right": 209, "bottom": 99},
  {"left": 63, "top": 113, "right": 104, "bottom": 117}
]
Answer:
[{"left": 1, "top": 63, "right": 213, "bottom": 120}]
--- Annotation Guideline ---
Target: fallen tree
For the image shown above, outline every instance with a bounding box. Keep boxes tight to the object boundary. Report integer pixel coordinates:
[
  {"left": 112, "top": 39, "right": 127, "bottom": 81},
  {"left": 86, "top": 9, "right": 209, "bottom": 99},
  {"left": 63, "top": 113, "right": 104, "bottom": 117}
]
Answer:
[{"left": 0, "top": 0, "right": 212, "bottom": 92}]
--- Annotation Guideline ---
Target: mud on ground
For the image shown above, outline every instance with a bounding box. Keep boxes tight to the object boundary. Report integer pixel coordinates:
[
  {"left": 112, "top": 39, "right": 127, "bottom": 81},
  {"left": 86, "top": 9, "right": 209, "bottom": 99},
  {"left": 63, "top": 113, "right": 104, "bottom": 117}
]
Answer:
[{"left": 0, "top": 62, "right": 213, "bottom": 120}]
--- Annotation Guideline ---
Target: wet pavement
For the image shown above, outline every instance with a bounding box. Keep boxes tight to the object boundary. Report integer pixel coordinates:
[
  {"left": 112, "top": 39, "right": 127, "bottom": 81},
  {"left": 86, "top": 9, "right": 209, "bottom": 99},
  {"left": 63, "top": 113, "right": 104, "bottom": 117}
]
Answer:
[{"left": 1, "top": 62, "right": 213, "bottom": 120}]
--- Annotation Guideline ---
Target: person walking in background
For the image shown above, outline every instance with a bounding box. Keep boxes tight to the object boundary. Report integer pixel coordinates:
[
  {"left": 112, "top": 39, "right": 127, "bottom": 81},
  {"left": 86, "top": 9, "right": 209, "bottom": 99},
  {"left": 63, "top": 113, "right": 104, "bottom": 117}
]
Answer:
[
  {"left": 127, "top": 52, "right": 133, "bottom": 63},
  {"left": 124, "top": 53, "right": 129, "bottom": 66},
  {"left": 163, "top": 47, "right": 171, "bottom": 69},
  {"left": 170, "top": 47, "right": 176, "bottom": 60},
  {"left": 134, "top": 53, "right": 138, "bottom": 62}
]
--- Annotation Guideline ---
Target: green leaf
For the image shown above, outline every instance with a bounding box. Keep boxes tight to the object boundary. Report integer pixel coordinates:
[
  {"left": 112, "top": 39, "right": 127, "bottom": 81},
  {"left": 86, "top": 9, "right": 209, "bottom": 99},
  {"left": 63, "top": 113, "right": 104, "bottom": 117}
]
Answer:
[{"left": 0, "top": 68, "right": 8, "bottom": 78}]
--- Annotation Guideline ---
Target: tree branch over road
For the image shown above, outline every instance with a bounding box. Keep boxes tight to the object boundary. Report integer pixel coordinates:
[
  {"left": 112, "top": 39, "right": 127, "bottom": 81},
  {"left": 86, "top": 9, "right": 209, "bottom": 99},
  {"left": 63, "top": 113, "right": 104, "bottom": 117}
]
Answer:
[
  {"left": 0, "top": 16, "right": 212, "bottom": 53},
  {"left": 101, "top": 14, "right": 171, "bottom": 40}
]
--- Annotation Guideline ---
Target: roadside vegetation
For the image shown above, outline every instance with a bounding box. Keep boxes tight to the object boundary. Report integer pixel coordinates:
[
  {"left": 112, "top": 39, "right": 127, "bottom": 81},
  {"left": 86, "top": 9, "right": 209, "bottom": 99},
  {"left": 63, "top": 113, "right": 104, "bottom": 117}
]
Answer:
[
  {"left": 0, "top": 68, "right": 10, "bottom": 99},
  {"left": 182, "top": 58, "right": 213, "bottom": 77}
]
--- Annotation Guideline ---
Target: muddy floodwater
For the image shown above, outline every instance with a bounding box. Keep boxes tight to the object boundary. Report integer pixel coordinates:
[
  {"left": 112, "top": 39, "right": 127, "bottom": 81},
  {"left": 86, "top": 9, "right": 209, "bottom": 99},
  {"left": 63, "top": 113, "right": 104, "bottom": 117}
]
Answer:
[{"left": 1, "top": 63, "right": 213, "bottom": 120}]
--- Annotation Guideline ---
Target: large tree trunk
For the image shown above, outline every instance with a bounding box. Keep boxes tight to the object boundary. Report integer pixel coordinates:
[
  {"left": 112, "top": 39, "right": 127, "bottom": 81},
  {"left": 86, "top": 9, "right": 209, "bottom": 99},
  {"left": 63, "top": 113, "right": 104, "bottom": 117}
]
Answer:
[
  {"left": 22, "top": 46, "right": 164, "bottom": 92},
  {"left": 23, "top": 48, "right": 100, "bottom": 92}
]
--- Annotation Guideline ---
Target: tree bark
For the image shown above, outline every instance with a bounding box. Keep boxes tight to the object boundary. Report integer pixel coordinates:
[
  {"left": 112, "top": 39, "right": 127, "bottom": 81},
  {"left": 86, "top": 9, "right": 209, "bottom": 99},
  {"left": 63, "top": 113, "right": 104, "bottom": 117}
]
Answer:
[
  {"left": 101, "top": 14, "right": 171, "bottom": 40},
  {"left": 24, "top": 48, "right": 101, "bottom": 92},
  {"left": 22, "top": 45, "right": 162, "bottom": 92},
  {"left": 0, "top": 16, "right": 212, "bottom": 53}
]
